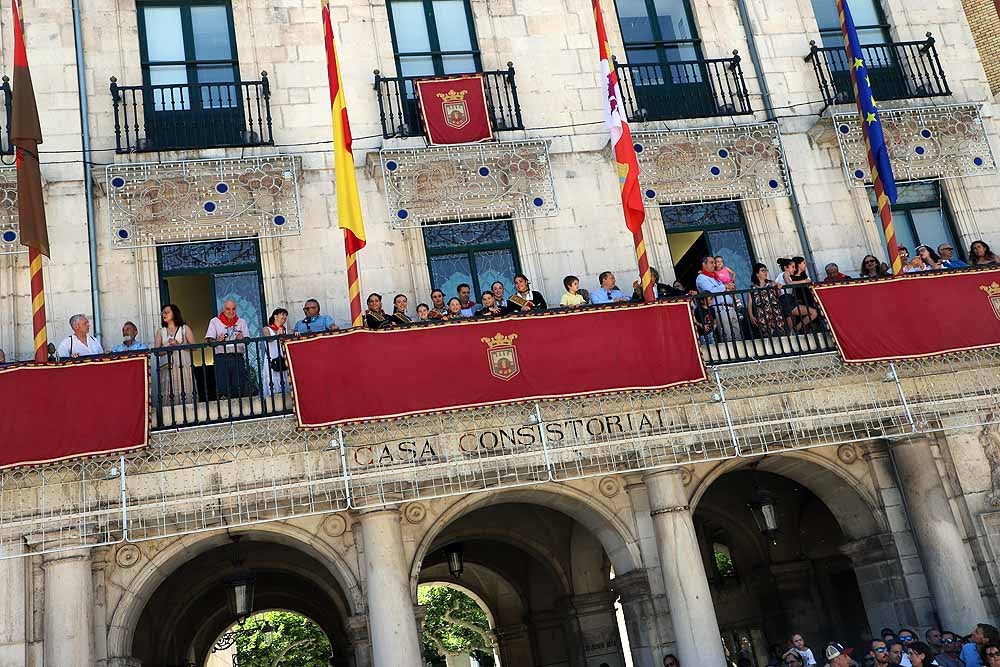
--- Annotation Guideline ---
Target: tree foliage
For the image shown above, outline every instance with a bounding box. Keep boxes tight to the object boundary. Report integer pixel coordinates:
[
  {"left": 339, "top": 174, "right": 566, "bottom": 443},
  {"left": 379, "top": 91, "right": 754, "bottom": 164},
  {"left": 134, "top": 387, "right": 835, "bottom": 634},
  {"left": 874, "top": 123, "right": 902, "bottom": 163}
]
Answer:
[
  {"left": 418, "top": 585, "right": 496, "bottom": 667},
  {"left": 229, "top": 611, "right": 334, "bottom": 667}
]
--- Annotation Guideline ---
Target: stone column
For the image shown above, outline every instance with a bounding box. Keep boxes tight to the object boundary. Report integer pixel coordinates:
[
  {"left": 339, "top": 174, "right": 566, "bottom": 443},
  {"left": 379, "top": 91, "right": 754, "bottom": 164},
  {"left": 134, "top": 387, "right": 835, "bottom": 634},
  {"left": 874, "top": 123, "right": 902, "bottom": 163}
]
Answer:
[
  {"left": 612, "top": 570, "right": 657, "bottom": 667},
  {"left": 0, "top": 549, "right": 28, "bottom": 666},
  {"left": 358, "top": 509, "right": 423, "bottom": 667},
  {"left": 888, "top": 435, "right": 988, "bottom": 629},
  {"left": 643, "top": 470, "right": 726, "bottom": 667},
  {"left": 42, "top": 548, "right": 95, "bottom": 667},
  {"left": 566, "top": 591, "right": 625, "bottom": 667},
  {"left": 495, "top": 623, "right": 534, "bottom": 667}
]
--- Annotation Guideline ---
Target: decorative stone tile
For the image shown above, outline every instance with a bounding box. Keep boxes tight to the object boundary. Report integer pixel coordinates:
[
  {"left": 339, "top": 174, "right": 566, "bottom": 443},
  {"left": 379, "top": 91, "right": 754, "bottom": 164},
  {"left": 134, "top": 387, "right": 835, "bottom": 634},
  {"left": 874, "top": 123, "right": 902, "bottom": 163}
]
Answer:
[
  {"left": 380, "top": 140, "right": 558, "bottom": 229},
  {"left": 633, "top": 122, "right": 791, "bottom": 207},
  {"left": 0, "top": 168, "right": 19, "bottom": 255},
  {"left": 105, "top": 155, "right": 302, "bottom": 248},
  {"left": 833, "top": 104, "right": 997, "bottom": 187}
]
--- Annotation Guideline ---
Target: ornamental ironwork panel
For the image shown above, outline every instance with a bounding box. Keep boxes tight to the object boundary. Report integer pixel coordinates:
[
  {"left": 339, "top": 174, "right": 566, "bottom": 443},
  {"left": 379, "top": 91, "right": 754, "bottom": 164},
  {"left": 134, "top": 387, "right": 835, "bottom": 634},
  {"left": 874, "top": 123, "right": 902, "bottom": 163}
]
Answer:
[
  {"left": 105, "top": 155, "right": 302, "bottom": 248},
  {"left": 833, "top": 104, "right": 996, "bottom": 187},
  {"left": 633, "top": 122, "right": 791, "bottom": 207},
  {"left": 380, "top": 140, "right": 558, "bottom": 229},
  {"left": 0, "top": 168, "right": 18, "bottom": 255}
]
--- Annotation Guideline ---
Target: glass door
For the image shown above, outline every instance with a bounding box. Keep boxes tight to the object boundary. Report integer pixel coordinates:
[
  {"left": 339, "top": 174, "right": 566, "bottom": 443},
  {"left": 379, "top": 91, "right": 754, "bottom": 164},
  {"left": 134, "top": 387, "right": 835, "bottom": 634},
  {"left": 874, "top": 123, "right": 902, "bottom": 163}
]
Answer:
[{"left": 662, "top": 202, "right": 754, "bottom": 292}]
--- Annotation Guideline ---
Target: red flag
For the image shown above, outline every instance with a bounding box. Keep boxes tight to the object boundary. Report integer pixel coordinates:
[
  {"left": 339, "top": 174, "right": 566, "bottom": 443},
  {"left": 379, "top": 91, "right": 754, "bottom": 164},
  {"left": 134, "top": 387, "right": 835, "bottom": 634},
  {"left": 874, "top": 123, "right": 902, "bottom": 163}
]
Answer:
[
  {"left": 592, "top": 0, "right": 654, "bottom": 302},
  {"left": 416, "top": 75, "right": 493, "bottom": 145},
  {"left": 12, "top": 0, "right": 47, "bottom": 258}
]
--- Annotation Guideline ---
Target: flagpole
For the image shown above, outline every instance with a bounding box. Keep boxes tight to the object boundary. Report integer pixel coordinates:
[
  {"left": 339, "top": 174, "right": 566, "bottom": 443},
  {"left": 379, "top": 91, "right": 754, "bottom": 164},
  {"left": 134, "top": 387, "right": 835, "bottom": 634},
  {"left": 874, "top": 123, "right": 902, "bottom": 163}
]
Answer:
[
  {"left": 633, "top": 230, "right": 654, "bottom": 303},
  {"left": 344, "top": 237, "right": 362, "bottom": 327},
  {"left": 28, "top": 246, "right": 47, "bottom": 361},
  {"left": 838, "top": 0, "right": 901, "bottom": 275}
]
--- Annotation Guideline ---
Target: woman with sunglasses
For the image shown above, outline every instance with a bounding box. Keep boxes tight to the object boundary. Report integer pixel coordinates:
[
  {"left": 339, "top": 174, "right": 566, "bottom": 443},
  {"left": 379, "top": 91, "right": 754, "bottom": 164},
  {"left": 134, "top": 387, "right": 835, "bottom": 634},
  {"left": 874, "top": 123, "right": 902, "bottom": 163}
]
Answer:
[
  {"left": 986, "top": 647, "right": 1000, "bottom": 666},
  {"left": 859, "top": 254, "right": 888, "bottom": 278}
]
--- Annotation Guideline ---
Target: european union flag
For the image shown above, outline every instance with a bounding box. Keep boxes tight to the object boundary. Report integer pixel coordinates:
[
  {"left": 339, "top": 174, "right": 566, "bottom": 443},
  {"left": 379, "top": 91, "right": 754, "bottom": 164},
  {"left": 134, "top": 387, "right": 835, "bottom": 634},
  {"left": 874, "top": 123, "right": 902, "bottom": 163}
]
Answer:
[{"left": 839, "top": 0, "right": 897, "bottom": 204}]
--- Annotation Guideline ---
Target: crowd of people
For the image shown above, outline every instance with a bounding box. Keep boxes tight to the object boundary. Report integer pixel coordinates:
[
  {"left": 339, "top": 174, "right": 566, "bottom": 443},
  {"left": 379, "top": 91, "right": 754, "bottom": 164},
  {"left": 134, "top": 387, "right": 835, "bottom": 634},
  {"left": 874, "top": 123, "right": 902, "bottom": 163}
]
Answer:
[
  {"left": 656, "top": 623, "right": 1000, "bottom": 667},
  {"left": 2, "top": 238, "right": 994, "bottom": 402},
  {"left": 764, "top": 624, "right": 998, "bottom": 667}
]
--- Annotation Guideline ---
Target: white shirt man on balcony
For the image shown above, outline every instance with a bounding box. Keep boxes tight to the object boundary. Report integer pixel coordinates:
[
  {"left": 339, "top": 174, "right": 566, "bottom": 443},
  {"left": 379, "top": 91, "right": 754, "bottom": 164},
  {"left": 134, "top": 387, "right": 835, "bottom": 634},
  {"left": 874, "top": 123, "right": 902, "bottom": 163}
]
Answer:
[
  {"left": 56, "top": 314, "right": 104, "bottom": 359},
  {"left": 695, "top": 256, "right": 743, "bottom": 342}
]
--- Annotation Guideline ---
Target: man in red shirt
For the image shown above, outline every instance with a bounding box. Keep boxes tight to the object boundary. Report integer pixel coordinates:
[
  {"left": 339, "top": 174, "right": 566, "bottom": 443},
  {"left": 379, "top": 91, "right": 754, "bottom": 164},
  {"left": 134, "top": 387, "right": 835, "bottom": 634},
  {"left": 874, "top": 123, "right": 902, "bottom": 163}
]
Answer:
[{"left": 823, "top": 262, "right": 851, "bottom": 282}]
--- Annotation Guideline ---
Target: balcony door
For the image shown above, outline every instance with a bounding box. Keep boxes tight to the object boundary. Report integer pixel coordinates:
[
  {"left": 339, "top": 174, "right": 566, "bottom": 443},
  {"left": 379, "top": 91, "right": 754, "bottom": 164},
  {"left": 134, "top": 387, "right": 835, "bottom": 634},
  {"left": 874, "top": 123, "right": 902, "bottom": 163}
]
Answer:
[
  {"left": 386, "top": 0, "right": 481, "bottom": 134},
  {"left": 614, "top": 0, "right": 713, "bottom": 119},
  {"left": 810, "top": 0, "right": 906, "bottom": 102},
  {"left": 662, "top": 201, "right": 754, "bottom": 292},
  {"left": 137, "top": 0, "right": 243, "bottom": 150}
]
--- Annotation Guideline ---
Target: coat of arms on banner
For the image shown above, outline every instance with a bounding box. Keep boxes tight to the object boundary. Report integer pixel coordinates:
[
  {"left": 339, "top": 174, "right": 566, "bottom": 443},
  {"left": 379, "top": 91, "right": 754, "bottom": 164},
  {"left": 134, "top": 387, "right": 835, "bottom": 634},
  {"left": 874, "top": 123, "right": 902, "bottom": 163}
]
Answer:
[
  {"left": 980, "top": 282, "right": 1000, "bottom": 321},
  {"left": 481, "top": 332, "right": 520, "bottom": 381},
  {"left": 436, "top": 89, "right": 470, "bottom": 129}
]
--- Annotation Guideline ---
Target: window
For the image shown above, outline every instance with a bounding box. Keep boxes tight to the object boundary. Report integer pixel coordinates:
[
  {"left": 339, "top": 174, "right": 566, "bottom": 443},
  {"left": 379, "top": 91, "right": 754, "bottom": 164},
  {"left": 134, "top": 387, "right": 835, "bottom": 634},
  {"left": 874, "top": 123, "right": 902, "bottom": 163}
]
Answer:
[
  {"left": 868, "top": 182, "right": 961, "bottom": 259},
  {"left": 810, "top": 0, "right": 890, "bottom": 49},
  {"left": 137, "top": 1, "right": 240, "bottom": 107},
  {"left": 615, "top": 0, "right": 701, "bottom": 65},
  {"left": 713, "top": 542, "right": 736, "bottom": 578},
  {"left": 423, "top": 221, "right": 520, "bottom": 301},
  {"left": 662, "top": 202, "right": 755, "bottom": 291},
  {"left": 387, "top": 0, "right": 480, "bottom": 78}
]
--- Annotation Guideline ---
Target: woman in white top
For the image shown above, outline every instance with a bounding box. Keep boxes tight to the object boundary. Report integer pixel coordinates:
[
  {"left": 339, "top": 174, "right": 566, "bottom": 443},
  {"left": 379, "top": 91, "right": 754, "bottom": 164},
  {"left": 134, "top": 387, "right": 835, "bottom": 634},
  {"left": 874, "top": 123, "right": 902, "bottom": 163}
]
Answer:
[
  {"left": 154, "top": 304, "right": 197, "bottom": 405},
  {"left": 261, "top": 308, "right": 290, "bottom": 397}
]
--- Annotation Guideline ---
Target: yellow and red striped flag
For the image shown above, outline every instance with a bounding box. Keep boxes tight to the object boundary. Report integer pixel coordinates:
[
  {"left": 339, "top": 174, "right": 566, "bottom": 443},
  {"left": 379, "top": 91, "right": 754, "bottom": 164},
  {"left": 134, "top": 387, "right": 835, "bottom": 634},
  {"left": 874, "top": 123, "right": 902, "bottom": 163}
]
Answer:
[
  {"left": 323, "top": 0, "right": 366, "bottom": 327},
  {"left": 592, "top": 0, "right": 654, "bottom": 302},
  {"left": 12, "top": 0, "right": 49, "bottom": 361}
]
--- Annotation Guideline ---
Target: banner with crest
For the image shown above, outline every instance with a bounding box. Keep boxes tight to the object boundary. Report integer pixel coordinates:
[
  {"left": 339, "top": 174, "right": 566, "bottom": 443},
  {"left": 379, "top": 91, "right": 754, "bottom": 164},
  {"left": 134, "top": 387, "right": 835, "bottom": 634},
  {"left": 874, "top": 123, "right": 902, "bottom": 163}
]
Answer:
[
  {"left": 285, "top": 302, "right": 705, "bottom": 427},
  {"left": 416, "top": 75, "right": 493, "bottom": 145},
  {"left": 813, "top": 268, "right": 1000, "bottom": 362}
]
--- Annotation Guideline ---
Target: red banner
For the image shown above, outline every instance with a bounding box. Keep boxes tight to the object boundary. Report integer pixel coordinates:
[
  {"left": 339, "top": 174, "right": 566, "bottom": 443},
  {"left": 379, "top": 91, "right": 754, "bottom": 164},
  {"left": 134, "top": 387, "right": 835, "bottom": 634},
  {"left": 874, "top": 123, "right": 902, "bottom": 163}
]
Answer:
[
  {"left": 417, "top": 75, "right": 493, "bottom": 145},
  {"left": 286, "top": 302, "right": 705, "bottom": 427},
  {"left": 813, "top": 268, "right": 1000, "bottom": 362},
  {"left": 0, "top": 356, "right": 149, "bottom": 469}
]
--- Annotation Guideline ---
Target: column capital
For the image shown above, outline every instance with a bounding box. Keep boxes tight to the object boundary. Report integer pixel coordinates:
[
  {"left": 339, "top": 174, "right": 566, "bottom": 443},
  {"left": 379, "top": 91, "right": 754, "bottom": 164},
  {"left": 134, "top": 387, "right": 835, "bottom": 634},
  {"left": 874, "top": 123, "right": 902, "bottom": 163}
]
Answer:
[
  {"left": 642, "top": 468, "right": 689, "bottom": 512},
  {"left": 611, "top": 569, "right": 651, "bottom": 603},
  {"left": 41, "top": 547, "right": 93, "bottom": 567},
  {"left": 354, "top": 506, "right": 402, "bottom": 520},
  {"left": 861, "top": 439, "right": 891, "bottom": 461},
  {"left": 495, "top": 623, "right": 530, "bottom": 641},
  {"left": 565, "top": 591, "right": 619, "bottom": 617},
  {"left": 346, "top": 614, "right": 370, "bottom": 644},
  {"left": 838, "top": 534, "right": 894, "bottom": 566}
]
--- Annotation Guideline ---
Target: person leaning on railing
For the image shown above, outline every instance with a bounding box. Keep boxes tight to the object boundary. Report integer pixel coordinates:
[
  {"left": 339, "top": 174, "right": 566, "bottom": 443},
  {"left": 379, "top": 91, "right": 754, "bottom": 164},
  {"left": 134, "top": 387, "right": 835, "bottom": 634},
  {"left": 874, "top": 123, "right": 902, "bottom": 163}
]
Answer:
[
  {"left": 475, "top": 291, "right": 507, "bottom": 317},
  {"left": 155, "top": 304, "right": 196, "bottom": 405},
  {"left": 363, "top": 293, "right": 393, "bottom": 330},
  {"left": 508, "top": 274, "right": 547, "bottom": 312},
  {"left": 695, "top": 255, "right": 744, "bottom": 342}
]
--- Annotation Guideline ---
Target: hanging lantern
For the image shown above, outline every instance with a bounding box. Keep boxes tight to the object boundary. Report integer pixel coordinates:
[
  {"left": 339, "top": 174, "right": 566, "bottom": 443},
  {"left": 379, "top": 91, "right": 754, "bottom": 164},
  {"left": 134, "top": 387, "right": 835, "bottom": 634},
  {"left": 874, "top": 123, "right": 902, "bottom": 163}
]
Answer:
[
  {"left": 748, "top": 488, "right": 780, "bottom": 545},
  {"left": 225, "top": 574, "right": 256, "bottom": 620},
  {"left": 445, "top": 543, "right": 464, "bottom": 578}
]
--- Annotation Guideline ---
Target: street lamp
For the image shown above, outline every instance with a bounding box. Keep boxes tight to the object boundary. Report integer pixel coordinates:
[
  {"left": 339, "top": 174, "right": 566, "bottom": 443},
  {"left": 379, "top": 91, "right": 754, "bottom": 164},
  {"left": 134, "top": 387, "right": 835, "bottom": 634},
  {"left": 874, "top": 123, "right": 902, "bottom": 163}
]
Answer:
[
  {"left": 747, "top": 487, "right": 780, "bottom": 546},
  {"left": 445, "top": 543, "right": 464, "bottom": 578},
  {"left": 224, "top": 535, "right": 256, "bottom": 621}
]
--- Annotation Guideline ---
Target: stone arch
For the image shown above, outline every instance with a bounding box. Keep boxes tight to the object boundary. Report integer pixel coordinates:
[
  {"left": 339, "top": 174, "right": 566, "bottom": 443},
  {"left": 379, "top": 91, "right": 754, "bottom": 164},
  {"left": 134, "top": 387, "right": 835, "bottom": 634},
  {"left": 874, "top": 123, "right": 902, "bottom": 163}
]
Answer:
[
  {"left": 106, "top": 522, "right": 363, "bottom": 661},
  {"left": 689, "top": 450, "right": 887, "bottom": 540},
  {"left": 409, "top": 483, "right": 641, "bottom": 591}
]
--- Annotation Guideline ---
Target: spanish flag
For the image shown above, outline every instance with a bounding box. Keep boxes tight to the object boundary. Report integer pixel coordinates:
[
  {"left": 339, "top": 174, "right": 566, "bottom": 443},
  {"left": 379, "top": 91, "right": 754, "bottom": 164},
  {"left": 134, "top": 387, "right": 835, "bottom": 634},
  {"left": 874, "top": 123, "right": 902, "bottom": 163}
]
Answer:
[{"left": 323, "top": 0, "right": 365, "bottom": 326}]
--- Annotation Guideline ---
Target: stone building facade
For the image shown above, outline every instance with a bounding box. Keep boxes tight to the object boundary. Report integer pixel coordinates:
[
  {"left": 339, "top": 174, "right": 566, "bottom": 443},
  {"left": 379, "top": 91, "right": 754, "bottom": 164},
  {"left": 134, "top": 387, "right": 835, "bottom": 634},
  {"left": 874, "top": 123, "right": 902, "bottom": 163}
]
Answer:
[{"left": 1, "top": 0, "right": 1000, "bottom": 665}]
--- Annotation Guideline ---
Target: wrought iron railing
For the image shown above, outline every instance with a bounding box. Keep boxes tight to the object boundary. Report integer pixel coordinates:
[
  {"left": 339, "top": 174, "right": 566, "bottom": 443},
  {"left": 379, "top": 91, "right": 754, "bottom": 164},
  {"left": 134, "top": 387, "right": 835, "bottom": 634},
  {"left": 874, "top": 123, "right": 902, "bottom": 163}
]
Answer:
[
  {"left": 805, "top": 33, "right": 950, "bottom": 110},
  {"left": 374, "top": 64, "right": 524, "bottom": 139},
  {"left": 133, "top": 333, "right": 295, "bottom": 431},
  {"left": 0, "top": 76, "right": 11, "bottom": 156},
  {"left": 613, "top": 52, "right": 752, "bottom": 122},
  {"left": 94, "top": 285, "right": 836, "bottom": 431},
  {"left": 109, "top": 73, "right": 274, "bottom": 153}
]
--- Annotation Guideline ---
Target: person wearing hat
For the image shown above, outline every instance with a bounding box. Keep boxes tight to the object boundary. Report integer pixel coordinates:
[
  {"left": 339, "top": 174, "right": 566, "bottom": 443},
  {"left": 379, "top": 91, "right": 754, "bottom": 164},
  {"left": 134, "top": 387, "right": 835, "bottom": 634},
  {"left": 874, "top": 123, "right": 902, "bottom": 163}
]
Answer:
[{"left": 825, "top": 642, "right": 853, "bottom": 667}]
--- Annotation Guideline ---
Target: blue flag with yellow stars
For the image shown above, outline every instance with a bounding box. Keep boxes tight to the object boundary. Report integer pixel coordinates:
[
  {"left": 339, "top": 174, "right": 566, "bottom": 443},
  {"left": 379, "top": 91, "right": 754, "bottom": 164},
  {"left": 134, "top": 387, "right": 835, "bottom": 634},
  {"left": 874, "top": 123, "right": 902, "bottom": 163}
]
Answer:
[{"left": 838, "top": 0, "right": 897, "bottom": 204}]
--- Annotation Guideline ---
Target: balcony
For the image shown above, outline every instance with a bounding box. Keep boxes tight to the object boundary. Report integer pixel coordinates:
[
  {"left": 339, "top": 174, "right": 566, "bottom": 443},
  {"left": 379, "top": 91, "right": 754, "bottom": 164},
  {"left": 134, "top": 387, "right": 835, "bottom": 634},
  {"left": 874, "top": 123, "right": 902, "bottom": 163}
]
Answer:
[
  {"left": 109, "top": 73, "right": 274, "bottom": 153},
  {"left": 374, "top": 65, "right": 524, "bottom": 140},
  {"left": 806, "top": 33, "right": 950, "bottom": 110},
  {"left": 613, "top": 52, "right": 752, "bottom": 122},
  {"left": 120, "top": 285, "right": 832, "bottom": 432}
]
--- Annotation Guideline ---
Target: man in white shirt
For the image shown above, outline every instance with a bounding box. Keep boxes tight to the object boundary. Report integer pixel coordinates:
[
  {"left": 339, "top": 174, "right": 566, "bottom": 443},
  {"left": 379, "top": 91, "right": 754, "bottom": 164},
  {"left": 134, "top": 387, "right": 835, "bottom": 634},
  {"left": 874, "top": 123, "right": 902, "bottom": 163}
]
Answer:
[
  {"left": 56, "top": 314, "right": 104, "bottom": 359},
  {"left": 205, "top": 299, "right": 251, "bottom": 398},
  {"left": 695, "top": 255, "right": 744, "bottom": 342}
]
